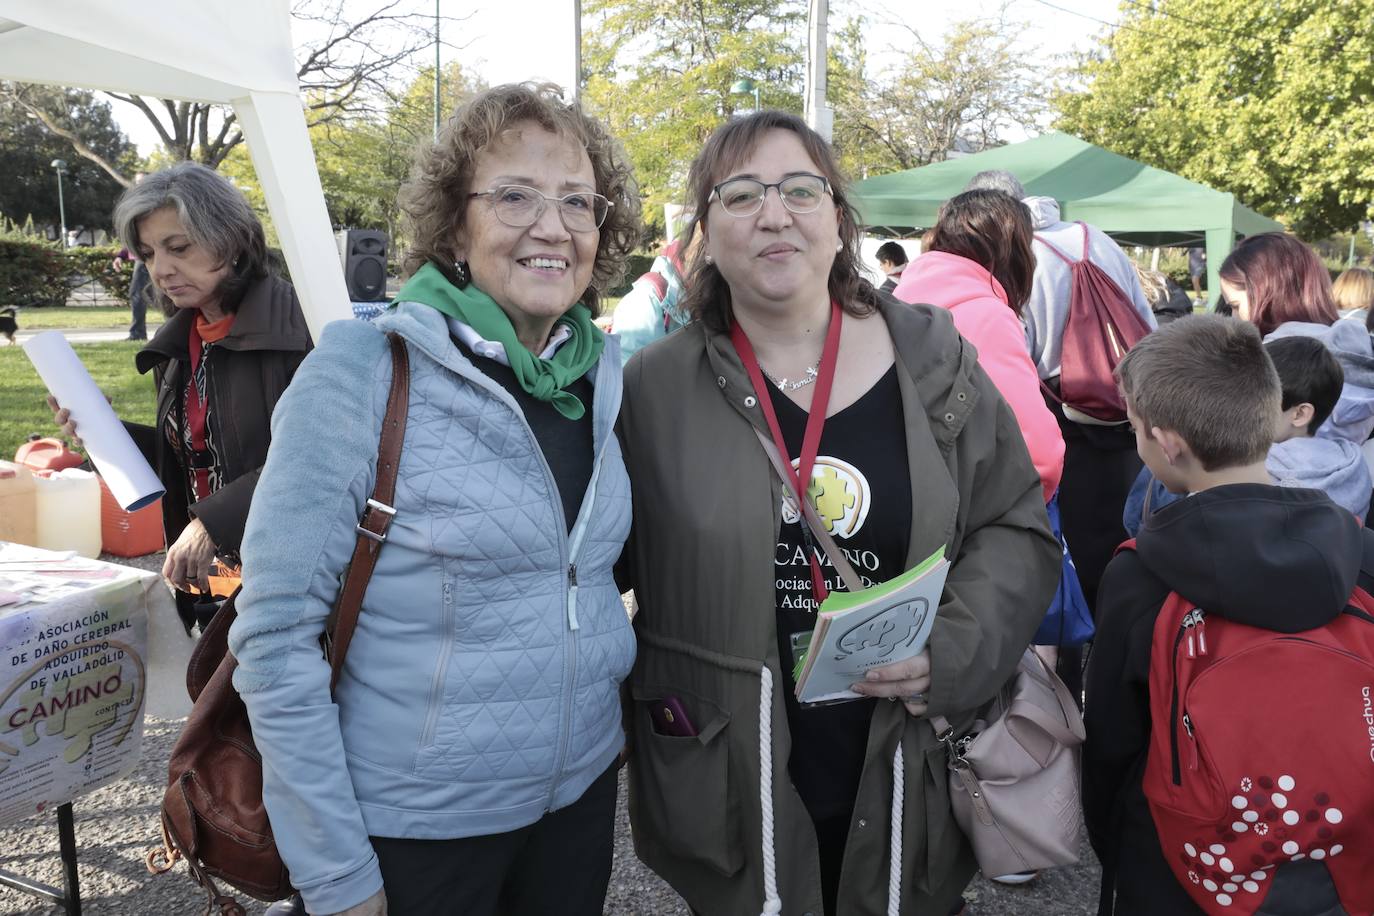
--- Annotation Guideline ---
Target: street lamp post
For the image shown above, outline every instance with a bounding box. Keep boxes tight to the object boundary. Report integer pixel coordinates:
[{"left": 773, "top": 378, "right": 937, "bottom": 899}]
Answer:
[
  {"left": 730, "top": 78, "right": 760, "bottom": 112},
  {"left": 51, "top": 159, "right": 68, "bottom": 249}
]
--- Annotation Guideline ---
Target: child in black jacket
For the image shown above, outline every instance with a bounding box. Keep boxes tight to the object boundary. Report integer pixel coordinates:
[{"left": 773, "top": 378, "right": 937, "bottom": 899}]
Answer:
[{"left": 1083, "top": 315, "right": 1374, "bottom": 915}]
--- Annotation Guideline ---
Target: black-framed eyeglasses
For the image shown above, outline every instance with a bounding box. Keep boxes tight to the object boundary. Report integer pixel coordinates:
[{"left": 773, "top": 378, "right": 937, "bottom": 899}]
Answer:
[
  {"left": 468, "top": 185, "right": 612, "bottom": 232},
  {"left": 711, "top": 173, "right": 832, "bottom": 217}
]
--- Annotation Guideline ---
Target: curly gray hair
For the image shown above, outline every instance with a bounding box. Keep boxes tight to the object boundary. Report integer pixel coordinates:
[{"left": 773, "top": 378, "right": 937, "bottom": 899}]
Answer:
[
  {"left": 963, "top": 169, "right": 1026, "bottom": 200},
  {"left": 398, "top": 82, "right": 642, "bottom": 317}
]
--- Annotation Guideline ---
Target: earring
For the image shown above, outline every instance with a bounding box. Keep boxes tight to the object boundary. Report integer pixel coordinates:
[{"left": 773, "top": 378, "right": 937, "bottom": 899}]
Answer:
[
  {"left": 704, "top": 253, "right": 713, "bottom": 264},
  {"left": 835, "top": 241, "right": 843, "bottom": 252},
  {"left": 453, "top": 260, "right": 470, "bottom": 287}
]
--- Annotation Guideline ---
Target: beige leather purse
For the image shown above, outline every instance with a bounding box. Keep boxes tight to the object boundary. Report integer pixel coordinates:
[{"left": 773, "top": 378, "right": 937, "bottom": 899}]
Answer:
[{"left": 930, "top": 650, "right": 1085, "bottom": 876}]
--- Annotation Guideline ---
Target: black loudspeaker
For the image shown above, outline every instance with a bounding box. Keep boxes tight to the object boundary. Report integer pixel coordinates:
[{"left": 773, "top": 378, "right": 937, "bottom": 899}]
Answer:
[{"left": 337, "top": 229, "right": 388, "bottom": 301}]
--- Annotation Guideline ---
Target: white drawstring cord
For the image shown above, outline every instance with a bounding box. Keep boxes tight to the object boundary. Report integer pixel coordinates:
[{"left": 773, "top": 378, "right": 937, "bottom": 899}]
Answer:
[
  {"left": 888, "top": 742, "right": 905, "bottom": 916},
  {"left": 759, "top": 665, "right": 782, "bottom": 915}
]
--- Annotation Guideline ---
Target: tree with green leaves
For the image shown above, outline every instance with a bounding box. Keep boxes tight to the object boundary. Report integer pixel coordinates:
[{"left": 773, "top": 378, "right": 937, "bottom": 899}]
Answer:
[
  {"left": 582, "top": 0, "right": 806, "bottom": 238},
  {"left": 1055, "top": 0, "right": 1374, "bottom": 238},
  {"left": 221, "top": 61, "right": 484, "bottom": 253},
  {"left": 0, "top": 84, "right": 136, "bottom": 234}
]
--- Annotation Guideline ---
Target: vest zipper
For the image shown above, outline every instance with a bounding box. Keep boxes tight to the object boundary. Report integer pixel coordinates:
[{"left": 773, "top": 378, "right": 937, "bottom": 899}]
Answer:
[
  {"left": 419, "top": 578, "right": 456, "bottom": 749},
  {"left": 567, "top": 563, "right": 579, "bottom": 631}
]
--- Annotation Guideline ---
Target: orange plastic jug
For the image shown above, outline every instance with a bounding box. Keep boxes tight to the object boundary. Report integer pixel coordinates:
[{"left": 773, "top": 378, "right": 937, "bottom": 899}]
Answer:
[
  {"left": 99, "top": 476, "right": 164, "bottom": 557},
  {"left": 15, "top": 437, "right": 84, "bottom": 472}
]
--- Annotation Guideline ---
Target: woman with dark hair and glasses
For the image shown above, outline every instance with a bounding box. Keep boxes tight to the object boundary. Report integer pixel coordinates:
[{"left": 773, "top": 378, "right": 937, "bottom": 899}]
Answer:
[
  {"left": 616, "top": 111, "right": 1059, "bottom": 916},
  {"left": 48, "top": 162, "right": 311, "bottom": 634},
  {"left": 229, "top": 83, "right": 641, "bottom": 916}
]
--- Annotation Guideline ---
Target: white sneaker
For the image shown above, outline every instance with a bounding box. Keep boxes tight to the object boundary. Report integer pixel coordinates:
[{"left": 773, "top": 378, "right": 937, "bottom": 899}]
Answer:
[{"left": 990, "top": 870, "right": 1040, "bottom": 885}]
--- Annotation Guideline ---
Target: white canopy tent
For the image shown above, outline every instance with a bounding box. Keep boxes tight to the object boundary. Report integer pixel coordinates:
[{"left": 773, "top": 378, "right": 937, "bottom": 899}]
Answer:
[{"left": 0, "top": 0, "right": 351, "bottom": 340}]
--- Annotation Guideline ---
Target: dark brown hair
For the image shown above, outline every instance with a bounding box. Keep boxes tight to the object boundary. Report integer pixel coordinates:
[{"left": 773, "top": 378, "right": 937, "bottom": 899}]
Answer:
[
  {"left": 398, "top": 82, "right": 641, "bottom": 316},
  {"left": 1218, "top": 233, "right": 1337, "bottom": 335},
  {"left": 928, "top": 189, "right": 1036, "bottom": 313},
  {"left": 679, "top": 110, "right": 878, "bottom": 332},
  {"left": 1115, "top": 315, "right": 1279, "bottom": 470}
]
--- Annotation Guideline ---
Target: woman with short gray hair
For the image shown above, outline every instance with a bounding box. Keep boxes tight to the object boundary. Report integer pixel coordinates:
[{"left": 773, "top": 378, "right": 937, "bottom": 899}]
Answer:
[{"left": 49, "top": 161, "right": 311, "bottom": 636}]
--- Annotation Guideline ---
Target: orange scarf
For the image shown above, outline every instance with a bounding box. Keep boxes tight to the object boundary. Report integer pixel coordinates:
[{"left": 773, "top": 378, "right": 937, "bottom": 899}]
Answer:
[{"left": 195, "top": 312, "right": 235, "bottom": 343}]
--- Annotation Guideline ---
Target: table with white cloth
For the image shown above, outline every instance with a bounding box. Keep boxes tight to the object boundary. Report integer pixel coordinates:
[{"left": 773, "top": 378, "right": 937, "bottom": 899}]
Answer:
[{"left": 0, "top": 540, "right": 189, "bottom": 914}]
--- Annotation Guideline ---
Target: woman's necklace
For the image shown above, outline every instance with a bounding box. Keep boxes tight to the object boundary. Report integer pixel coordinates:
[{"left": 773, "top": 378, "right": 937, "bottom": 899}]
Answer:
[{"left": 761, "top": 361, "right": 820, "bottom": 391}]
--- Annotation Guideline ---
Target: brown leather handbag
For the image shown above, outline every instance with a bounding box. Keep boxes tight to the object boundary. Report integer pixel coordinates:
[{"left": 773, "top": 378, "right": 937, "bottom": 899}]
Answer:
[{"left": 146, "top": 333, "right": 410, "bottom": 916}]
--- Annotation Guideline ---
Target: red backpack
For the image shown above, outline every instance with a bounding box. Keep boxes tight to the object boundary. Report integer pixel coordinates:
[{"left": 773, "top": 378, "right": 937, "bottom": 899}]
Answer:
[
  {"left": 1036, "top": 223, "right": 1153, "bottom": 424},
  {"left": 1123, "top": 541, "right": 1374, "bottom": 915}
]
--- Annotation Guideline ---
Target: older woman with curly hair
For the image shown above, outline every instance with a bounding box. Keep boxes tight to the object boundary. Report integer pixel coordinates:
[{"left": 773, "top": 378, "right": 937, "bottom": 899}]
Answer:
[{"left": 229, "top": 82, "right": 641, "bottom": 916}]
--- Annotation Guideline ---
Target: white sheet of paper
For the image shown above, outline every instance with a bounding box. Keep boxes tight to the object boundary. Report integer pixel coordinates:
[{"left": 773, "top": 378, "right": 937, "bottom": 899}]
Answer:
[{"left": 21, "top": 332, "right": 163, "bottom": 511}]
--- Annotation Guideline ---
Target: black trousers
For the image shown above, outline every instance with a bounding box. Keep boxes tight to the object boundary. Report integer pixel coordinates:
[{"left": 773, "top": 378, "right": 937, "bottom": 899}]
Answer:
[
  {"left": 127, "top": 261, "right": 149, "bottom": 340},
  {"left": 370, "top": 763, "right": 618, "bottom": 916},
  {"left": 1054, "top": 415, "right": 1142, "bottom": 705}
]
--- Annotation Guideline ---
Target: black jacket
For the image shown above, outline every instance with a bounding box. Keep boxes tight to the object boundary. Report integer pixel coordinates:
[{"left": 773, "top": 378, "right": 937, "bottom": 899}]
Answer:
[
  {"left": 1084, "top": 482, "right": 1374, "bottom": 915},
  {"left": 127, "top": 275, "right": 312, "bottom": 557}
]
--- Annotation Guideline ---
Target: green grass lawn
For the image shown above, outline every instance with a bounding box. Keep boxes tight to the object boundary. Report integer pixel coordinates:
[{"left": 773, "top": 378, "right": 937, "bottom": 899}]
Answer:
[
  {"left": 12, "top": 306, "right": 164, "bottom": 331},
  {"left": 0, "top": 342, "right": 156, "bottom": 461},
  {"left": 2, "top": 302, "right": 629, "bottom": 461}
]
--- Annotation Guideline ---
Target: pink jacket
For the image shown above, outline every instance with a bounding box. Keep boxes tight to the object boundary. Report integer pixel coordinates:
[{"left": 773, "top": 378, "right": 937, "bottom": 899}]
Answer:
[{"left": 894, "top": 251, "right": 1064, "bottom": 500}]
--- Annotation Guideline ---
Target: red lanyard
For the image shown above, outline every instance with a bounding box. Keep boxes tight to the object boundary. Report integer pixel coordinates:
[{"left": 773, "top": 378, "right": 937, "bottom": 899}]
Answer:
[
  {"left": 730, "top": 300, "right": 844, "bottom": 603},
  {"left": 186, "top": 321, "right": 212, "bottom": 500}
]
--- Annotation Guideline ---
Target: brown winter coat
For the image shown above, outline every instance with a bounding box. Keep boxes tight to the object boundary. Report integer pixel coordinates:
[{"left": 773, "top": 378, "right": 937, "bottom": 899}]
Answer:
[
  {"left": 617, "top": 297, "right": 1060, "bottom": 916},
  {"left": 128, "top": 275, "right": 311, "bottom": 557}
]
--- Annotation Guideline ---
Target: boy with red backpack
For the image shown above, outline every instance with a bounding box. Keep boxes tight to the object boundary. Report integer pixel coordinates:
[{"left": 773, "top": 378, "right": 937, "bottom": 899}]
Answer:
[{"left": 1084, "top": 314, "right": 1374, "bottom": 916}]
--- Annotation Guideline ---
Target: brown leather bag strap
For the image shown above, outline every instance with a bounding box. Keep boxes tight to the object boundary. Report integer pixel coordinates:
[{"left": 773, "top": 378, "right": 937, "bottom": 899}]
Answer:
[{"left": 328, "top": 332, "right": 409, "bottom": 691}]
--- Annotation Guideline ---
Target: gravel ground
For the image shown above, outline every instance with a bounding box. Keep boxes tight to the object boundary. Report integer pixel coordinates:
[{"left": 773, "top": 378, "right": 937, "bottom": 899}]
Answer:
[{"left": 0, "top": 554, "right": 1103, "bottom": 914}]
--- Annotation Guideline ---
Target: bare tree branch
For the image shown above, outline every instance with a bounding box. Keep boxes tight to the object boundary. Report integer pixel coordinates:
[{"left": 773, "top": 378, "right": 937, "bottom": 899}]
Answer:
[
  {"left": 17, "top": 0, "right": 475, "bottom": 168},
  {"left": 7, "top": 89, "right": 133, "bottom": 186}
]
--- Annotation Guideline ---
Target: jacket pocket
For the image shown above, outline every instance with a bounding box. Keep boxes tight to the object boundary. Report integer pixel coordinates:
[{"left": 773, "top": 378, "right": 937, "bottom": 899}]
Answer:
[
  {"left": 922, "top": 742, "right": 962, "bottom": 892},
  {"left": 418, "top": 578, "right": 456, "bottom": 752},
  {"left": 630, "top": 685, "right": 743, "bottom": 877}
]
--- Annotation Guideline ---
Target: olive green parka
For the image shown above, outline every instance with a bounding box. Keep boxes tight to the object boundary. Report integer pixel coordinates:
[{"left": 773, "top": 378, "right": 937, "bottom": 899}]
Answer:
[{"left": 618, "top": 296, "right": 1060, "bottom": 916}]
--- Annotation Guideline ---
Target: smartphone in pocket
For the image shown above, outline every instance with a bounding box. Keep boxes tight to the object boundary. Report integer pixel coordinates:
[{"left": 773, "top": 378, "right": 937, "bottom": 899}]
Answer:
[{"left": 648, "top": 695, "right": 698, "bottom": 737}]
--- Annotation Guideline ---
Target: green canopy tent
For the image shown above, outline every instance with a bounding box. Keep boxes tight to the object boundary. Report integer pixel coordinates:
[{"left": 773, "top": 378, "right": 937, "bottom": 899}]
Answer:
[{"left": 851, "top": 131, "right": 1284, "bottom": 305}]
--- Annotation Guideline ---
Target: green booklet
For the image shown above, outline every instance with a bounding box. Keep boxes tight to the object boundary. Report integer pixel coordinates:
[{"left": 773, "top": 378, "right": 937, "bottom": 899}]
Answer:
[{"left": 793, "top": 546, "right": 949, "bottom": 705}]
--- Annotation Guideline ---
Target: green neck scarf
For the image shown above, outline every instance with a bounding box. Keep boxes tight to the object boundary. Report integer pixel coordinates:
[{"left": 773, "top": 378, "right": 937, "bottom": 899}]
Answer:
[{"left": 394, "top": 262, "right": 604, "bottom": 420}]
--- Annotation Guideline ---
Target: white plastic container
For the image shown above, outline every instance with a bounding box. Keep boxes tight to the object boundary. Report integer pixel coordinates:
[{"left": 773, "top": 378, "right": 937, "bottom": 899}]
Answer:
[
  {"left": 0, "top": 460, "right": 39, "bottom": 547},
  {"left": 33, "top": 468, "right": 102, "bottom": 558}
]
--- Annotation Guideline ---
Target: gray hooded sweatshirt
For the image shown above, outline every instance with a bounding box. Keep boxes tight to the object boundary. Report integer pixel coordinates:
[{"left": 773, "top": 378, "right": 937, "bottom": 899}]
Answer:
[{"left": 1265, "top": 319, "right": 1374, "bottom": 518}]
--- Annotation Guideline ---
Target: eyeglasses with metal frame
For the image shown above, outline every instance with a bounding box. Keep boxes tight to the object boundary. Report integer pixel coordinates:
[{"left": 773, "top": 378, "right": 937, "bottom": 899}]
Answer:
[
  {"left": 468, "top": 185, "right": 613, "bottom": 232},
  {"left": 711, "top": 173, "right": 832, "bottom": 218}
]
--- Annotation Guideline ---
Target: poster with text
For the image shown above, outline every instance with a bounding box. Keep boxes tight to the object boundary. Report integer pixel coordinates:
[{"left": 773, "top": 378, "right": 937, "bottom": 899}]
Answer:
[{"left": 0, "top": 577, "right": 147, "bottom": 825}]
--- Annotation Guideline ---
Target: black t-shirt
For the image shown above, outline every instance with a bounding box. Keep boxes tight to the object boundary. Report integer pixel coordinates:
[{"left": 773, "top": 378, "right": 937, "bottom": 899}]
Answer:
[
  {"left": 455, "top": 336, "right": 594, "bottom": 532},
  {"left": 770, "top": 364, "right": 912, "bottom": 822}
]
